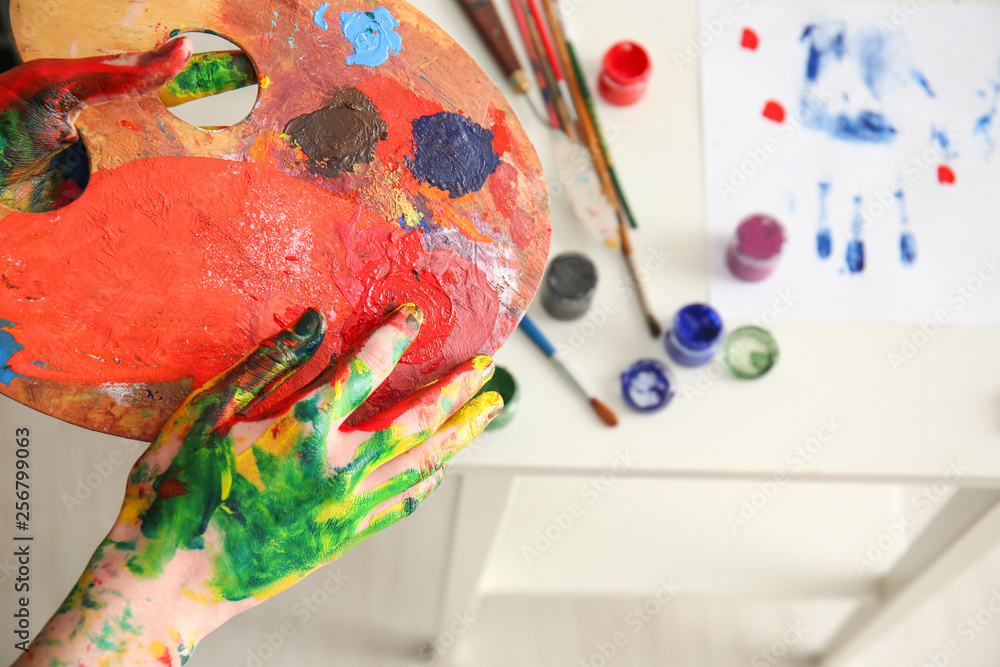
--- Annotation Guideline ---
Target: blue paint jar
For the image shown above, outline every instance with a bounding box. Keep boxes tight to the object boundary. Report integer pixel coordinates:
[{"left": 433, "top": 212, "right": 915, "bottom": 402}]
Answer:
[
  {"left": 621, "top": 359, "right": 676, "bottom": 413},
  {"left": 665, "top": 304, "right": 724, "bottom": 367}
]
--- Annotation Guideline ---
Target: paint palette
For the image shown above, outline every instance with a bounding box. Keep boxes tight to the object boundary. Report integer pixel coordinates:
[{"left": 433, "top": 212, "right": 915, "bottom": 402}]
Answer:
[{"left": 0, "top": 0, "right": 550, "bottom": 440}]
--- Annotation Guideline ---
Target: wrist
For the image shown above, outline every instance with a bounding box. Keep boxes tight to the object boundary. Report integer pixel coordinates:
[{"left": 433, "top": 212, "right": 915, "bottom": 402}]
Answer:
[{"left": 15, "top": 537, "right": 242, "bottom": 667}]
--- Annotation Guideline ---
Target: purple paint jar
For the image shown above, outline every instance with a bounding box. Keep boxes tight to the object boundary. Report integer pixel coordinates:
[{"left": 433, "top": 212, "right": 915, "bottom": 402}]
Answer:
[
  {"left": 726, "top": 214, "right": 786, "bottom": 281},
  {"left": 665, "top": 304, "right": 724, "bottom": 367}
]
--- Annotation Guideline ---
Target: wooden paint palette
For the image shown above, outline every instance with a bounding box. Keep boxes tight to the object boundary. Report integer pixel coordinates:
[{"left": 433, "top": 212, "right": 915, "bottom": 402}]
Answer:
[{"left": 1, "top": 0, "right": 550, "bottom": 440}]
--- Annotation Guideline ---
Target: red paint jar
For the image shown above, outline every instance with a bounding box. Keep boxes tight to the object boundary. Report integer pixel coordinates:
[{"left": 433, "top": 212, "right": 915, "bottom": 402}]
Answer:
[{"left": 598, "top": 41, "right": 651, "bottom": 106}]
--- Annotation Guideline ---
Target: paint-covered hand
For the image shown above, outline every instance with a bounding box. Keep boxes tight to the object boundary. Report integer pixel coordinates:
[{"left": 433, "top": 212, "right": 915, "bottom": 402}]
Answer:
[
  {"left": 111, "top": 304, "right": 500, "bottom": 607},
  {"left": 0, "top": 36, "right": 192, "bottom": 211},
  {"left": 12, "top": 305, "right": 500, "bottom": 667}
]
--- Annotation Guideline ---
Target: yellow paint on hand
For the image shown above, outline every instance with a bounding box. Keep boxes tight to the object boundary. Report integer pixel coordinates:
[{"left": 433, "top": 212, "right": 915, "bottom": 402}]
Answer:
[{"left": 235, "top": 447, "right": 266, "bottom": 492}]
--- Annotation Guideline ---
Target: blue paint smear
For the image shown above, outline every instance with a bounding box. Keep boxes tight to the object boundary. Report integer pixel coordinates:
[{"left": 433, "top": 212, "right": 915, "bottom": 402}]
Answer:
[
  {"left": 816, "top": 181, "right": 832, "bottom": 259},
  {"left": 407, "top": 112, "right": 501, "bottom": 198},
  {"left": 313, "top": 2, "right": 330, "bottom": 30},
  {"left": 339, "top": 7, "right": 402, "bottom": 67},
  {"left": 845, "top": 195, "right": 865, "bottom": 273},
  {"left": 895, "top": 190, "right": 916, "bottom": 266},
  {"left": 973, "top": 79, "right": 999, "bottom": 160},
  {"left": 900, "top": 232, "right": 917, "bottom": 266},
  {"left": 799, "top": 23, "right": 934, "bottom": 145},
  {"left": 931, "top": 125, "right": 957, "bottom": 160},
  {"left": 0, "top": 319, "right": 24, "bottom": 386}
]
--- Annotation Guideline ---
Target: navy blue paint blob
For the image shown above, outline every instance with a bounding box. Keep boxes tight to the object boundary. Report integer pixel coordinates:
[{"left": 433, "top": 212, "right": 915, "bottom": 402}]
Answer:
[
  {"left": 900, "top": 232, "right": 917, "bottom": 266},
  {"left": 816, "top": 229, "right": 832, "bottom": 259},
  {"left": 0, "top": 319, "right": 24, "bottom": 385},
  {"left": 621, "top": 359, "right": 675, "bottom": 413},
  {"left": 846, "top": 239, "right": 865, "bottom": 273},
  {"left": 407, "top": 112, "right": 501, "bottom": 198}
]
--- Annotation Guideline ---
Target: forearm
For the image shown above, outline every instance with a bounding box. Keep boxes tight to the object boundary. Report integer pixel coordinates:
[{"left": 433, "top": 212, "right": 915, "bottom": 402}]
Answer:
[{"left": 12, "top": 538, "right": 240, "bottom": 667}]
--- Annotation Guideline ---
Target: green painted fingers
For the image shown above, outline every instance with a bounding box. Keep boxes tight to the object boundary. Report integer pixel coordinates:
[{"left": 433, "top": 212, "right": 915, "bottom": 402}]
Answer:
[{"left": 114, "top": 304, "right": 501, "bottom": 604}]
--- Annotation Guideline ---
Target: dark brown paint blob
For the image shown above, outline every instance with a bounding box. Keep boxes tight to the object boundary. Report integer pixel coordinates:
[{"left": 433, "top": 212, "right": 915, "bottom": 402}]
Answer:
[{"left": 285, "top": 87, "right": 388, "bottom": 178}]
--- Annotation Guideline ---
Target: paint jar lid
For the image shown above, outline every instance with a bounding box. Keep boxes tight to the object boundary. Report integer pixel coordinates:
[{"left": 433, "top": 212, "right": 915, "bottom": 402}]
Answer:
[
  {"left": 599, "top": 41, "right": 651, "bottom": 106},
  {"left": 621, "top": 359, "right": 675, "bottom": 413},
  {"left": 735, "top": 214, "right": 785, "bottom": 261},
  {"left": 474, "top": 365, "right": 519, "bottom": 429},
  {"left": 671, "top": 304, "right": 724, "bottom": 352},
  {"left": 722, "top": 326, "right": 779, "bottom": 379}
]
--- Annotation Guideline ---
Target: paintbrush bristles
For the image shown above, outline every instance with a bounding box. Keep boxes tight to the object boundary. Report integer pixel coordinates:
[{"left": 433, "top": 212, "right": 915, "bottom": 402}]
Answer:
[{"left": 590, "top": 397, "right": 619, "bottom": 427}]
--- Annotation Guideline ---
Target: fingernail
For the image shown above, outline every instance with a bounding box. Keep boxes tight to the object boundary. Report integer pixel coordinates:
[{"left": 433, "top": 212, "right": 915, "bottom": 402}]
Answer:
[
  {"left": 395, "top": 303, "right": 423, "bottom": 331},
  {"left": 291, "top": 308, "right": 324, "bottom": 337},
  {"left": 484, "top": 392, "right": 505, "bottom": 420},
  {"left": 472, "top": 354, "right": 495, "bottom": 380}
]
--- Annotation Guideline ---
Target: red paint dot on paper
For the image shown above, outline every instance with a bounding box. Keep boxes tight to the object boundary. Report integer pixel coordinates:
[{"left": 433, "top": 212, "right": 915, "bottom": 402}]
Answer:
[
  {"left": 741, "top": 28, "right": 759, "bottom": 50},
  {"left": 762, "top": 100, "right": 785, "bottom": 123},
  {"left": 938, "top": 165, "right": 956, "bottom": 184}
]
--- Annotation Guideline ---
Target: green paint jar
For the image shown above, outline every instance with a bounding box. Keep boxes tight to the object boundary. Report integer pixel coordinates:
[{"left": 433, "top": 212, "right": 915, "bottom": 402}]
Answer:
[{"left": 722, "top": 326, "right": 779, "bottom": 379}]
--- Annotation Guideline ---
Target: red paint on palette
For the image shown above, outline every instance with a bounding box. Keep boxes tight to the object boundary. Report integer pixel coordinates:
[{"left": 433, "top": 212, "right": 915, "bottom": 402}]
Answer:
[
  {"left": 118, "top": 120, "right": 142, "bottom": 131},
  {"left": 741, "top": 28, "right": 759, "bottom": 50},
  {"left": 0, "top": 156, "right": 496, "bottom": 416},
  {"left": 938, "top": 165, "right": 956, "bottom": 184},
  {"left": 762, "top": 100, "right": 785, "bottom": 123}
]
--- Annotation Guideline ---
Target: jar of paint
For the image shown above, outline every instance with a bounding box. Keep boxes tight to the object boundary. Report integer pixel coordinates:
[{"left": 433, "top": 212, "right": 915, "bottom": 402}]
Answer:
[
  {"left": 722, "top": 326, "right": 779, "bottom": 380},
  {"left": 598, "top": 41, "right": 651, "bottom": 106},
  {"left": 621, "top": 359, "right": 676, "bottom": 413},
  {"left": 541, "top": 252, "right": 598, "bottom": 321},
  {"left": 665, "top": 304, "right": 724, "bottom": 367},
  {"left": 726, "top": 214, "right": 786, "bottom": 281}
]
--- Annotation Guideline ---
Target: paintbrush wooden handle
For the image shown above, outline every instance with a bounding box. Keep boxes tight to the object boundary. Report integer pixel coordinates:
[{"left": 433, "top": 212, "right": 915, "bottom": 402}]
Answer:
[{"left": 456, "top": 0, "right": 529, "bottom": 92}]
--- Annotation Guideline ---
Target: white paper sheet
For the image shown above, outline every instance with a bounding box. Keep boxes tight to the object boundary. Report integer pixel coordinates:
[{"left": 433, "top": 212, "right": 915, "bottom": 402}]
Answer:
[{"left": 701, "top": 1, "right": 1000, "bottom": 324}]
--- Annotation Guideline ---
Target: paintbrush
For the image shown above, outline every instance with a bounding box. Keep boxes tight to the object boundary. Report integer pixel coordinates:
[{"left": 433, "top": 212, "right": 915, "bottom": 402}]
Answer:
[
  {"left": 513, "top": 0, "right": 618, "bottom": 248},
  {"left": 518, "top": 314, "right": 619, "bottom": 427},
  {"left": 456, "top": 0, "right": 530, "bottom": 94},
  {"left": 508, "top": 0, "right": 559, "bottom": 128},
  {"left": 539, "top": 0, "right": 660, "bottom": 338},
  {"left": 519, "top": 0, "right": 576, "bottom": 141},
  {"left": 540, "top": 0, "right": 637, "bottom": 230}
]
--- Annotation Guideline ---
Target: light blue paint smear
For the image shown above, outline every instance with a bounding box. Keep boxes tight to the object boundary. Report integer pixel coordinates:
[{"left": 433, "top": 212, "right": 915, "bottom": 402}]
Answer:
[
  {"left": 0, "top": 319, "right": 24, "bottom": 385},
  {"left": 845, "top": 195, "right": 865, "bottom": 273},
  {"left": 973, "top": 78, "right": 999, "bottom": 160},
  {"left": 340, "top": 7, "right": 402, "bottom": 67},
  {"left": 313, "top": 2, "right": 330, "bottom": 30},
  {"left": 816, "top": 181, "right": 832, "bottom": 260},
  {"left": 932, "top": 124, "right": 957, "bottom": 160},
  {"left": 896, "top": 190, "right": 916, "bottom": 266}
]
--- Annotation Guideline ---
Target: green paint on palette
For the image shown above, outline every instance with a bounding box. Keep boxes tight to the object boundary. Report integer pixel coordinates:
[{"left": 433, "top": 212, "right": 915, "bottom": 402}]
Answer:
[
  {"left": 474, "top": 366, "right": 517, "bottom": 429},
  {"left": 722, "top": 326, "right": 779, "bottom": 379}
]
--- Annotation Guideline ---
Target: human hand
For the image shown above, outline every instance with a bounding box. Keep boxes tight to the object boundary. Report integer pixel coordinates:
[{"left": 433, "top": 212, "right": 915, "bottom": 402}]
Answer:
[
  {"left": 13, "top": 305, "right": 501, "bottom": 667},
  {"left": 114, "top": 303, "right": 500, "bottom": 603},
  {"left": 0, "top": 36, "right": 192, "bottom": 211}
]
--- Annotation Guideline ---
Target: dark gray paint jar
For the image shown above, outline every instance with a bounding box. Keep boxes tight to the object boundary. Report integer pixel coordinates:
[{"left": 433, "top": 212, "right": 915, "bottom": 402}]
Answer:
[{"left": 541, "top": 252, "right": 598, "bottom": 320}]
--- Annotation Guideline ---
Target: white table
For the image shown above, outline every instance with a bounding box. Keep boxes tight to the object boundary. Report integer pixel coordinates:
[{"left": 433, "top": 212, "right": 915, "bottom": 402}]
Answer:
[{"left": 416, "top": 0, "right": 1000, "bottom": 664}]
